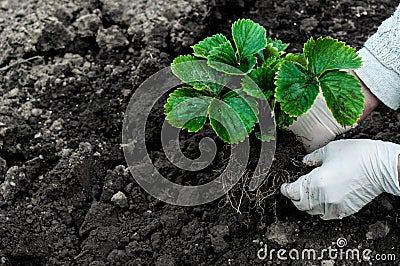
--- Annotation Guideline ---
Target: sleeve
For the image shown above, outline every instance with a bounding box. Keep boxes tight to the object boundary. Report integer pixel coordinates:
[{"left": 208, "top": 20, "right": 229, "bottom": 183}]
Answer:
[{"left": 354, "top": 5, "right": 400, "bottom": 110}]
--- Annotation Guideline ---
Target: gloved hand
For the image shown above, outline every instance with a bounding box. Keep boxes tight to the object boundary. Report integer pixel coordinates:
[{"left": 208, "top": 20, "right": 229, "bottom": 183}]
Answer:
[
  {"left": 289, "top": 71, "right": 380, "bottom": 152},
  {"left": 280, "top": 139, "right": 400, "bottom": 220}
]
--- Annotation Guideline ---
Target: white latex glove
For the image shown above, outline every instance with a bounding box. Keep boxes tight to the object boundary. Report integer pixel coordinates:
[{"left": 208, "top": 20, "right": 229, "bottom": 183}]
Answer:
[
  {"left": 289, "top": 94, "right": 353, "bottom": 153},
  {"left": 280, "top": 139, "right": 400, "bottom": 220}
]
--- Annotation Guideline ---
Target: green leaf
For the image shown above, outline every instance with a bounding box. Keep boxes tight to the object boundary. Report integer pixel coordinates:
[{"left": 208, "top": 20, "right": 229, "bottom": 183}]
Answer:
[
  {"left": 171, "top": 55, "right": 228, "bottom": 95},
  {"left": 320, "top": 71, "right": 364, "bottom": 126},
  {"left": 260, "top": 39, "right": 289, "bottom": 61},
  {"left": 285, "top": 53, "right": 307, "bottom": 68},
  {"left": 275, "top": 61, "right": 320, "bottom": 116},
  {"left": 263, "top": 44, "right": 280, "bottom": 59},
  {"left": 303, "top": 37, "right": 315, "bottom": 62},
  {"left": 274, "top": 103, "right": 296, "bottom": 128},
  {"left": 304, "top": 37, "right": 362, "bottom": 75},
  {"left": 267, "top": 38, "right": 289, "bottom": 53},
  {"left": 222, "top": 91, "right": 259, "bottom": 133},
  {"left": 256, "top": 50, "right": 266, "bottom": 63},
  {"left": 208, "top": 41, "right": 237, "bottom": 66},
  {"left": 263, "top": 57, "right": 284, "bottom": 70},
  {"left": 242, "top": 65, "right": 275, "bottom": 100},
  {"left": 208, "top": 55, "right": 256, "bottom": 75},
  {"left": 207, "top": 61, "right": 241, "bottom": 75},
  {"left": 192, "top": 34, "right": 229, "bottom": 59},
  {"left": 165, "top": 87, "right": 213, "bottom": 132},
  {"left": 232, "top": 19, "right": 267, "bottom": 60},
  {"left": 237, "top": 56, "right": 257, "bottom": 74},
  {"left": 209, "top": 91, "right": 258, "bottom": 144}
]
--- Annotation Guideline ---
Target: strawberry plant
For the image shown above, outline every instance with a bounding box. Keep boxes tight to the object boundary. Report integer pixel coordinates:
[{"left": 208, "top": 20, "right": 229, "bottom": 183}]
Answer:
[{"left": 165, "top": 19, "right": 364, "bottom": 144}]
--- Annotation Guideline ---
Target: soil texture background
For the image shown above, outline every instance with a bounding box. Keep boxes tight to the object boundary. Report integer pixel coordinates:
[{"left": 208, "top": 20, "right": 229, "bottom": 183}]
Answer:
[{"left": 0, "top": 0, "right": 399, "bottom": 265}]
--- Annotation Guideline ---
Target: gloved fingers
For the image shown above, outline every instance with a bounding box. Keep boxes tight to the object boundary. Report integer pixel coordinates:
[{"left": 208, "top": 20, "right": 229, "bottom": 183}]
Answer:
[
  {"left": 320, "top": 199, "right": 363, "bottom": 220},
  {"left": 280, "top": 182, "right": 300, "bottom": 201},
  {"left": 306, "top": 211, "right": 324, "bottom": 217},
  {"left": 280, "top": 173, "right": 309, "bottom": 201},
  {"left": 281, "top": 173, "right": 313, "bottom": 211},
  {"left": 303, "top": 146, "right": 326, "bottom": 166},
  {"left": 320, "top": 205, "right": 350, "bottom": 220},
  {"left": 306, "top": 206, "right": 325, "bottom": 216}
]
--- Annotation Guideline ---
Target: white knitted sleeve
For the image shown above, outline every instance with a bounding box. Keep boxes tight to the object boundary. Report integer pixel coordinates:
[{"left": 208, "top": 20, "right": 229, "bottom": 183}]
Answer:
[{"left": 355, "top": 5, "right": 400, "bottom": 110}]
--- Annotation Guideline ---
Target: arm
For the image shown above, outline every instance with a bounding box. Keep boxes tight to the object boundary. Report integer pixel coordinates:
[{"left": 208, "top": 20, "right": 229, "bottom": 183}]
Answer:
[
  {"left": 356, "top": 5, "right": 400, "bottom": 184},
  {"left": 355, "top": 4, "right": 400, "bottom": 183},
  {"left": 354, "top": 5, "right": 400, "bottom": 111}
]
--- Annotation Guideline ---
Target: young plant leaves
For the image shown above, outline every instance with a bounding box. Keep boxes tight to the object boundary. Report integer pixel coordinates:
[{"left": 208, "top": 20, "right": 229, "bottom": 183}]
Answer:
[
  {"left": 192, "top": 34, "right": 229, "bottom": 59},
  {"left": 168, "top": 19, "right": 364, "bottom": 144},
  {"left": 285, "top": 53, "right": 307, "bottom": 68},
  {"left": 207, "top": 41, "right": 256, "bottom": 75},
  {"left": 232, "top": 19, "right": 268, "bottom": 60},
  {"left": 165, "top": 87, "right": 212, "bottom": 132},
  {"left": 208, "top": 41, "right": 237, "bottom": 66},
  {"left": 189, "top": 19, "right": 268, "bottom": 76},
  {"left": 209, "top": 91, "right": 258, "bottom": 144},
  {"left": 171, "top": 55, "right": 228, "bottom": 96},
  {"left": 320, "top": 71, "right": 364, "bottom": 126},
  {"left": 275, "top": 61, "right": 319, "bottom": 116},
  {"left": 267, "top": 38, "right": 289, "bottom": 53},
  {"left": 242, "top": 66, "right": 275, "bottom": 100},
  {"left": 263, "top": 45, "right": 280, "bottom": 61},
  {"left": 165, "top": 86, "right": 258, "bottom": 143},
  {"left": 274, "top": 103, "right": 296, "bottom": 128},
  {"left": 262, "top": 38, "right": 289, "bottom": 60},
  {"left": 305, "top": 37, "right": 362, "bottom": 75},
  {"left": 276, "top": 36, "right": 363, "bottom": 125}
]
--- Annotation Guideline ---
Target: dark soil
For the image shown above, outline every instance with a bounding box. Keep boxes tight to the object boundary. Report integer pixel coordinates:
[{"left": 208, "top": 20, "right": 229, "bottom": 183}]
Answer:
[{"left": 0, "top": 0, "right": 399, "bottom": 265}]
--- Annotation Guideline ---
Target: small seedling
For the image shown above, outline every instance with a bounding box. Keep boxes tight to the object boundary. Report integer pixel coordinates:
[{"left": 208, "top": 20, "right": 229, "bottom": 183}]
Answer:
[{"left": 165, "top": 19, "right": 364, "bottom": 144}]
